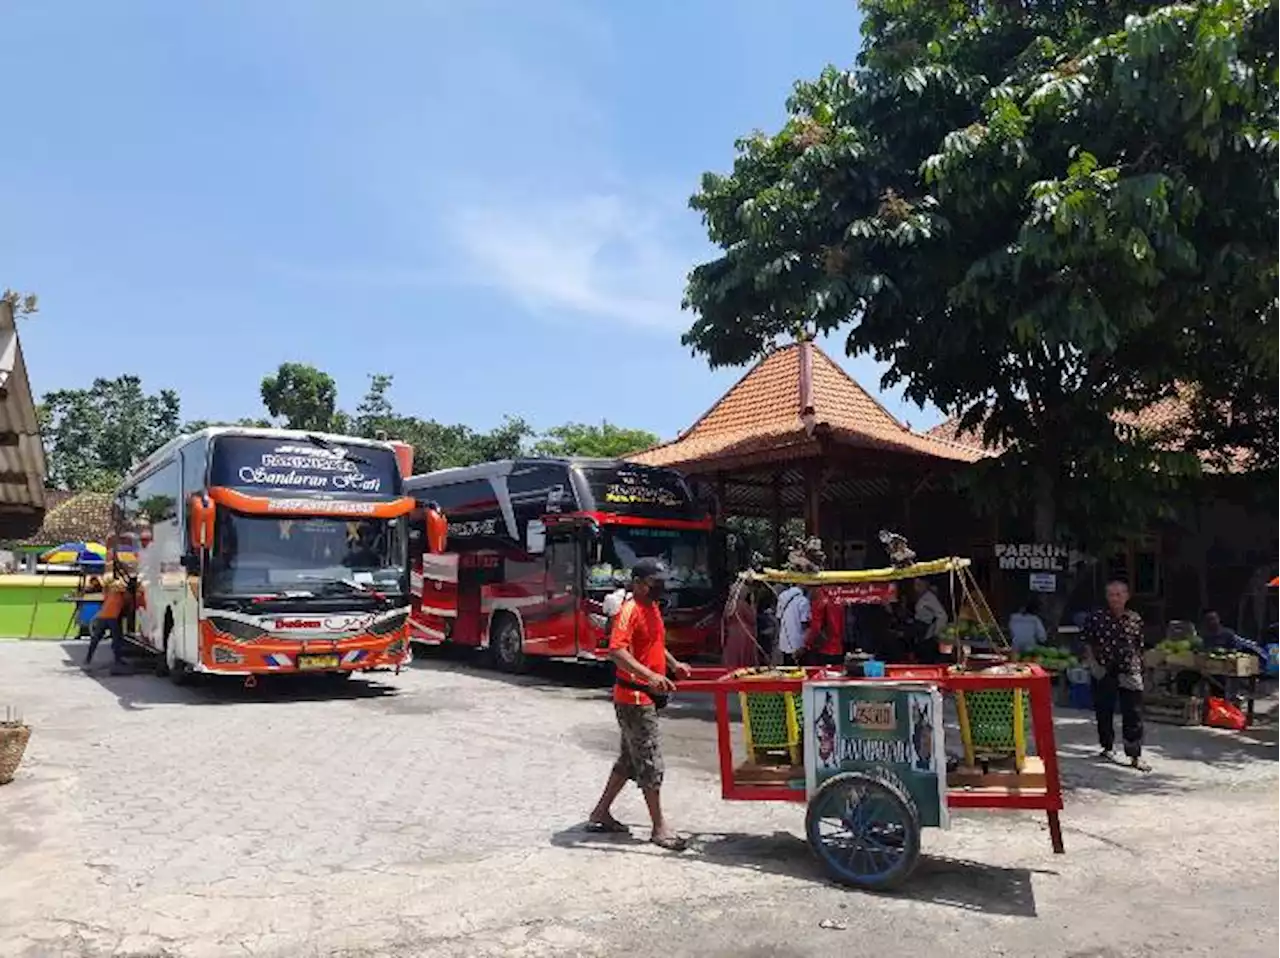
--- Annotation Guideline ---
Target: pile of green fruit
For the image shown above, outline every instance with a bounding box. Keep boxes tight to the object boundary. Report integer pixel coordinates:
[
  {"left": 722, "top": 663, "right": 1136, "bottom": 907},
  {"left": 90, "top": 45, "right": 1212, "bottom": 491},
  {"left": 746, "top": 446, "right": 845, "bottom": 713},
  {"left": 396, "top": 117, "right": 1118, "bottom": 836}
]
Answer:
[
  {"left": 1012, "top": 646, "right": 1079, "bottom": 670},
  {"left": 1156, "top": 637, "right": 1203, "bottom": 654}
]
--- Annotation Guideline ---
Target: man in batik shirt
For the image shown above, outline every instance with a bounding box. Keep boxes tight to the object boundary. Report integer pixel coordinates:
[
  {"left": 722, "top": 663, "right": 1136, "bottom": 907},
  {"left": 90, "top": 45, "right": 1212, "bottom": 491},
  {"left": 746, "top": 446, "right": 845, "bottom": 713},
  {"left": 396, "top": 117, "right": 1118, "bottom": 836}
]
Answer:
[{"left": 1083, "top": 580, "right": 1150, "bottom": 771}]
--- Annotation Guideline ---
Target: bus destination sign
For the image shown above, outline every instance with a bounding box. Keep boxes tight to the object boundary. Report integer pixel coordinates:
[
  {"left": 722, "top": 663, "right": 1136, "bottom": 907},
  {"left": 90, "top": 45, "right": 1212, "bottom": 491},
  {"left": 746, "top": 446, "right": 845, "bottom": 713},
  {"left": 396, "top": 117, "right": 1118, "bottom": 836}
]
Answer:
[
  {"left": 211, "top": 436, "right": 400, "bottom": 496},
  {"left": 582, "top": 466, "right": 696, "bottom": 519}
]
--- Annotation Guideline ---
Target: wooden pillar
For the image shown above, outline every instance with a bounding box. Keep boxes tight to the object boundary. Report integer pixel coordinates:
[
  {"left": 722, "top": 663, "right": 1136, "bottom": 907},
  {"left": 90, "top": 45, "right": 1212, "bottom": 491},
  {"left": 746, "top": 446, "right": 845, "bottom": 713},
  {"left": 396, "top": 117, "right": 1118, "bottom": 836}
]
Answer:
[
  {"left": 715, "top": 472, "right": 727, "bottom": 525},
  {"left": 771, "top": 472, "right": 783, "bottom": 565},
  {"left": 803, "top": 460, "right": 823, "bottom": 539}
]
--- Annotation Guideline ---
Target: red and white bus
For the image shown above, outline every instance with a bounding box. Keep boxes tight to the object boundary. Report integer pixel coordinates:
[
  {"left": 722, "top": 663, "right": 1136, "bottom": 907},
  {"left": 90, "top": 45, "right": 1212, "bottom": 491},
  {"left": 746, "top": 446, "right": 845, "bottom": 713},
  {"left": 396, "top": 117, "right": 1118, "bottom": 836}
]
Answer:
[
  {"left": 405, "top": 458, "right": 717, "bottom": 670},
  {"left": 110, "top": 426, "right": 440, "bottom": 683}
]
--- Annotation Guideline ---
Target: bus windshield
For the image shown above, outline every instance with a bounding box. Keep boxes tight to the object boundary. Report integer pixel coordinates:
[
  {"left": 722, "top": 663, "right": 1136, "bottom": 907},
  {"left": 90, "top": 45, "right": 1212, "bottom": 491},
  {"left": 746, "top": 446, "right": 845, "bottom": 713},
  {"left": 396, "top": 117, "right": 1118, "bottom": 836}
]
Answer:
[
  {"left": 587, "top": 526, "right": 711, "bottom": 595},
  {"left": 208, "top": 511, "right": 407, "bottom": 597}
]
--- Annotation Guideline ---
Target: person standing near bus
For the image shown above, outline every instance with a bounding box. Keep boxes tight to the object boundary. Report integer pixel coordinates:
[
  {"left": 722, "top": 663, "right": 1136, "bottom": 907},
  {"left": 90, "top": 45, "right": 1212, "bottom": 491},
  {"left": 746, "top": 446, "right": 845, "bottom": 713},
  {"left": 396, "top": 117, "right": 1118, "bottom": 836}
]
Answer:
[
  {"left": 587, "top": 557, "right": 692, "bottom": 851},
  {"left": 84, "top": 558, "right": 135, "bottom": 672}
]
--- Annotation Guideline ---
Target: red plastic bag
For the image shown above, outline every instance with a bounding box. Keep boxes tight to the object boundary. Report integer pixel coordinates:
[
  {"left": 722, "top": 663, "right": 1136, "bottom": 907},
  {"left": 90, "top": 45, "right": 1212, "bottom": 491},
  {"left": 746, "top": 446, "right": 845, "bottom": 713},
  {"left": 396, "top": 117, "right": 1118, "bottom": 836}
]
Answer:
[{"left": 1205, "top": 697, "right": 1247, "bottom": 731}]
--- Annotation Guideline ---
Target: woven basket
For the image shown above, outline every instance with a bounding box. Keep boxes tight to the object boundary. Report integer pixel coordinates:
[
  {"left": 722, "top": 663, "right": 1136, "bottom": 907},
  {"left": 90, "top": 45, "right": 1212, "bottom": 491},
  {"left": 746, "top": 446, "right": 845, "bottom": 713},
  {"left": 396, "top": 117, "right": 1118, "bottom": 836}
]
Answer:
[{"left": 0, "top": 724, "right": 31, "bottom": 785}]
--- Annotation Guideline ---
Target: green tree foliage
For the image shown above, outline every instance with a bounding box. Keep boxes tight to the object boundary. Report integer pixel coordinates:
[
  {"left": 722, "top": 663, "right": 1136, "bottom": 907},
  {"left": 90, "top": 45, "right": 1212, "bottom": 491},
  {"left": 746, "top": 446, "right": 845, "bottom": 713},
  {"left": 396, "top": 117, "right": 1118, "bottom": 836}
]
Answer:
[
  {"left": 37, "top": 365, "right": 658, "bottom": 491},
  {"left": 2, "top": 289, "right": 38, "bottom": 320},
  {"left": 182, "top": 417, "right": 273, "bottom": 433},
  {"left": 348, "top": 374, "right": 533, "bottom": 474},
  {"left": 532, "top": 421, "right": 659, "bottom": 459},
  {"left": 260, "top": 362, "right": 340, "bottom": 431},
  {"left": 684, "top": 0, "right": 1278, "bottom": 555},
  {"left": 39, "top": 376, "right": 182, "bottom": 490}
]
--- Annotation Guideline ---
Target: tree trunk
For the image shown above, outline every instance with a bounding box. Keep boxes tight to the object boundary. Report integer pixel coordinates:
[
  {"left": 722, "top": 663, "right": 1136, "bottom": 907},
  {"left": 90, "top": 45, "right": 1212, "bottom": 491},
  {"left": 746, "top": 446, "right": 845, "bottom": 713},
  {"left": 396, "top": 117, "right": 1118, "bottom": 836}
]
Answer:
[{"left": 1032, "top": 474, "right": 1069, "bottom": 640}]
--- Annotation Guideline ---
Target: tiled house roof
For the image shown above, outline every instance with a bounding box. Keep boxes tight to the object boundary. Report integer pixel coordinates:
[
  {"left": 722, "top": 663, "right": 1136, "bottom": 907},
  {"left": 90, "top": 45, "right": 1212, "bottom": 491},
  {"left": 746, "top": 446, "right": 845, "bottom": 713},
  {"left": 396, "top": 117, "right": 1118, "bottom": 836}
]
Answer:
[
  {"left": 630, "top": 342, "right": 985, "bottom": 472},
  {"left": 925, "top": 390, "right": 1248, "bottom": 472},
  {"left": 9, "top": 490, "right": 113, "bottom": 548}
]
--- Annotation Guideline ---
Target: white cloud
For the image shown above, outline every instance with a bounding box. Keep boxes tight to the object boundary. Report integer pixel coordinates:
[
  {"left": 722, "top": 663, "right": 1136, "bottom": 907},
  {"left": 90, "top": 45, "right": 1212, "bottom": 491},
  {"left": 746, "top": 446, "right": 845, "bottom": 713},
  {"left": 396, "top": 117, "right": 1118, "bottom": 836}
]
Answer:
[{"left": 447, "top": 194, "right": 697, "bottom": 331}]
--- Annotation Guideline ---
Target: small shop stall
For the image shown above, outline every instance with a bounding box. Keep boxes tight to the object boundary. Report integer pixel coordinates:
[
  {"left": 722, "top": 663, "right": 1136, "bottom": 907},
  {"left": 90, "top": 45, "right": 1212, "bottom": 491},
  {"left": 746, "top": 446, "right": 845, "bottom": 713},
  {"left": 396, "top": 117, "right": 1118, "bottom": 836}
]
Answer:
[
  {"left": 678, "top": 556, "right": 1065, "bottom": 891},
  {"left": 1143, "top": 635, "right": 1262, "bottom": 728},
  {"left": 27, "top": 541, "right": 109, "bottom": 639}
]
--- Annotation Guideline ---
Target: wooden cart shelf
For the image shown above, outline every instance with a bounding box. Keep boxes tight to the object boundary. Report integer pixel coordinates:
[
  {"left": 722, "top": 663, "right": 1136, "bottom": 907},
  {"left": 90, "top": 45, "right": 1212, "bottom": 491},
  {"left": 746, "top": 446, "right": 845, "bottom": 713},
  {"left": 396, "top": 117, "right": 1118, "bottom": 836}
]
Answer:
[{"left": 730, "top": 756, "right": 1051, "bottom": 804}]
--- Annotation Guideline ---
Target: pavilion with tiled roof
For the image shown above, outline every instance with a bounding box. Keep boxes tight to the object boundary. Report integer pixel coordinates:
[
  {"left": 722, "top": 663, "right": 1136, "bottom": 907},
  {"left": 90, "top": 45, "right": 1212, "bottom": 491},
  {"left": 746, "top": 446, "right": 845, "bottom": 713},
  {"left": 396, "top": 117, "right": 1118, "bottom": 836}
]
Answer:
[
  {"left": 630, "top": 339, "right": 991, "bottom": 563},
  {"left": 630, "top": 341, "right": 1274, "bottom": 627}
]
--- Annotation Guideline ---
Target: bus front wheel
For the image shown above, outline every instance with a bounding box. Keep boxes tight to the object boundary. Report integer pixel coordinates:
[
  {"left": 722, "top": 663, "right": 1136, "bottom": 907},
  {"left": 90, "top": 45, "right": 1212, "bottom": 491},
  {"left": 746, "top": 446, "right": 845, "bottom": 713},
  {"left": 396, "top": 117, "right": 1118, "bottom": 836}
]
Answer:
[
  {"left": 166, "top": 641, "right": 192, "bottom": 686},
  {"left": 490, "top": 615, "right": 527, "bottom": 673}
]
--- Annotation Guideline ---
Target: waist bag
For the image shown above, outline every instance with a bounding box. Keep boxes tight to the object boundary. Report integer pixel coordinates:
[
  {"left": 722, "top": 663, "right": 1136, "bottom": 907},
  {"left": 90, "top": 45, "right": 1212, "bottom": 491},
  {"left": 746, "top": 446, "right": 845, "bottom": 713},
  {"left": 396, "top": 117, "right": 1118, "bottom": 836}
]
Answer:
[{"left": 614, "top": 676, "right": 670, "bottom": 710}]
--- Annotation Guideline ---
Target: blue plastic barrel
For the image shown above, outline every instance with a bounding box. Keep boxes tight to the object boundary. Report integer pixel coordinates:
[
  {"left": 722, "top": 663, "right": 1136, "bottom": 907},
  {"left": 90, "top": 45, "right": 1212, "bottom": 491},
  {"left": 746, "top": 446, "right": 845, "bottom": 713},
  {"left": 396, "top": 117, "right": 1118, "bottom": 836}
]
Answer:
[
  {"left": 1067, "top": 677, "right": 1093, "bottom": 710},
  {"left": 77, "top": 600, "right": 102, "bottom": 626},
  {"left": 1266, "top": 644, "right": 1278, "bottom": 677}
]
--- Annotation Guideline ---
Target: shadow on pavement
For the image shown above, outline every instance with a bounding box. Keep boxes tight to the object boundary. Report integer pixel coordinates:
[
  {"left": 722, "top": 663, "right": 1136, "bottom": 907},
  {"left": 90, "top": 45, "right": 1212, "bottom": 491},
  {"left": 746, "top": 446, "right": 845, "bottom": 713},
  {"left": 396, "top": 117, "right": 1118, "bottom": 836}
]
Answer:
[
  {"left": 1046, "top": 706, "right": 1277, "bottom": 797},
  {"left": 58, "top": 640, "right": 400, "bottom": 711},
  {"left": 408, "top": 644, "right": 615, "bottom": 694},
  {"left": 550, "top": 824, "right": 1043, "bottom": 916}
]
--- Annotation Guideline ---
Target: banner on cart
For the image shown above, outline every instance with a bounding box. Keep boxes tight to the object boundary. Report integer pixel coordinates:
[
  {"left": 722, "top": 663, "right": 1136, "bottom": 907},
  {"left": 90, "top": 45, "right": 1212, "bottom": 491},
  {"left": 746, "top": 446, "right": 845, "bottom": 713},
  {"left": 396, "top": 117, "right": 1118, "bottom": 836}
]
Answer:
[{"left": 803, "top": 681, "right": 948, "bottom": 828}]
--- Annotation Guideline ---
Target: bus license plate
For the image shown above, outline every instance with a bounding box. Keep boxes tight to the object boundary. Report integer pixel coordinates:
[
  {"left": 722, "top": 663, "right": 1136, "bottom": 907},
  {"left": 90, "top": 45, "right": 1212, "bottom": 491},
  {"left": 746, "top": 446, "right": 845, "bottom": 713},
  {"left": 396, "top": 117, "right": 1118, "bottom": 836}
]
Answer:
[{"left": 298, "top": 654, "right": 340, "bottom": 671}]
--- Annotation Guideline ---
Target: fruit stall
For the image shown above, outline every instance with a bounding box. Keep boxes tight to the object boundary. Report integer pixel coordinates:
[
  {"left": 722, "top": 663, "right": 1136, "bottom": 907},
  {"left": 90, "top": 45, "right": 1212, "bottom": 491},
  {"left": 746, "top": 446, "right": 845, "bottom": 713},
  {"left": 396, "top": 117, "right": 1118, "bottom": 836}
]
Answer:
[{"left": 1143, "top": 637, "right": 1262, "bottom": 729}]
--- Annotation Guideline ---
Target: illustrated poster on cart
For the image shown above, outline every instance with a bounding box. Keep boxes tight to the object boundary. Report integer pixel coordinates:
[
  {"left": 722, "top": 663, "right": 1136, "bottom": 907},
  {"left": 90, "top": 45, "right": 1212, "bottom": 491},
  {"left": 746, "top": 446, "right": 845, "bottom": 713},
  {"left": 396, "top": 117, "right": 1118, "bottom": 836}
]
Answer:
[{"left": 802, "top": 681, "right": 949, "bottom": 828}]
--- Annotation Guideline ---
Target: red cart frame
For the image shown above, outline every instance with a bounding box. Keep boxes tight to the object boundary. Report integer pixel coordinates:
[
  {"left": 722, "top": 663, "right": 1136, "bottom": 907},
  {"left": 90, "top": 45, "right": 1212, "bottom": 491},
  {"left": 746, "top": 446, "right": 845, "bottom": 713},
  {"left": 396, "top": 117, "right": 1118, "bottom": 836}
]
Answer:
[{"left": 678, "top": 663, "right": 1066, "bottom": 854}]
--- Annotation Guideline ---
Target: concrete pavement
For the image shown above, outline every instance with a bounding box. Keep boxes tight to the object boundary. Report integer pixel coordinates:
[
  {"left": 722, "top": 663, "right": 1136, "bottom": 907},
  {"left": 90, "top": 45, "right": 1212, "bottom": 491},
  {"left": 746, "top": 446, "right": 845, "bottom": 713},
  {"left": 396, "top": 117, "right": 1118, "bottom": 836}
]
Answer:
[{"left": 0, "top": 641, "right": 1275, "bottom": 957}]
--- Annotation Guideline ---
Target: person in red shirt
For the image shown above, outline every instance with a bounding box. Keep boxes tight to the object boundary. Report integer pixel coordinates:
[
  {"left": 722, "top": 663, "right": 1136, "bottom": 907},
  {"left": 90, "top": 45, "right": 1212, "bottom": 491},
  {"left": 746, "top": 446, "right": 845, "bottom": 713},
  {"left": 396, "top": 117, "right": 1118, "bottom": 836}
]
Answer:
[
  {"left": 586, "top": 557, "right": 692, "bottom": 850},
  {"left": 803, "top": 587, "right": 846, "bottom": 666}
]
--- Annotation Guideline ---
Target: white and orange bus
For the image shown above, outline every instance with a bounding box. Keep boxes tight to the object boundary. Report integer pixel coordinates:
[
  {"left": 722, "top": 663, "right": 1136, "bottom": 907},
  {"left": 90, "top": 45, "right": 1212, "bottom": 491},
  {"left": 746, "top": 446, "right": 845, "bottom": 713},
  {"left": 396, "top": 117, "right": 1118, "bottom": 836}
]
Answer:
[{"left": 110, "top": 426, "right": 441, "bottom": 683}]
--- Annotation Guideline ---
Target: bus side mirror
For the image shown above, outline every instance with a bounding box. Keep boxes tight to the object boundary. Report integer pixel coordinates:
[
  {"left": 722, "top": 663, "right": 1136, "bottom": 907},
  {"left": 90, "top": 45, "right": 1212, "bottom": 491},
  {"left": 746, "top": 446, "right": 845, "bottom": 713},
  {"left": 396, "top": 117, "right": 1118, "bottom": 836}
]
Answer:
[
  {"left": 188, "top": 494, "right": 214, "bottom": 553},
  {"left": 425, "top": 506, "right": 447, "bottom": 554}
]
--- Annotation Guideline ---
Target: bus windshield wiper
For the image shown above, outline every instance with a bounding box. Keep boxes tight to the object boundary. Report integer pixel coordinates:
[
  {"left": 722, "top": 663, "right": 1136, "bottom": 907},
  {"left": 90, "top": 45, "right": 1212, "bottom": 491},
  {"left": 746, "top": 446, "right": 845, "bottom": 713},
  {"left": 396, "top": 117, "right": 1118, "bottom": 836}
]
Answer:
[
  {"left": 295, "top": 575, "right": 377, "bottom": 596},
  {"left": 304, "top": 433, "right": 370, "bottom": 466}
]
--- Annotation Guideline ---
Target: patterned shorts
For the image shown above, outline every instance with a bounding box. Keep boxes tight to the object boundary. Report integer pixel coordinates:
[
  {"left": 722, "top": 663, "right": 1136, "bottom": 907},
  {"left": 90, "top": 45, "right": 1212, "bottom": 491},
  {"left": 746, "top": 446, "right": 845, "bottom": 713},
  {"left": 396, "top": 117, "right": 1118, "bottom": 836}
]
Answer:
[{"left": 612, "top": 703, "right": 664, "bottom": 790}]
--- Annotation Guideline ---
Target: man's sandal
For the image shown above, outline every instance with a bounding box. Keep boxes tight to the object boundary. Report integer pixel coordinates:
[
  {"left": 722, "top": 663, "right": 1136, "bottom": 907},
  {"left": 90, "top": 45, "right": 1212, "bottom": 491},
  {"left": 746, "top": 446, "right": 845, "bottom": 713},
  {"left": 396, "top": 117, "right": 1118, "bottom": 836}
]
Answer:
[
  {"left": 584, "top": 819, "right": 630, "bottom": 834},
  {"left": 651, "top": 835, "right": 688, "bottom": 852}
]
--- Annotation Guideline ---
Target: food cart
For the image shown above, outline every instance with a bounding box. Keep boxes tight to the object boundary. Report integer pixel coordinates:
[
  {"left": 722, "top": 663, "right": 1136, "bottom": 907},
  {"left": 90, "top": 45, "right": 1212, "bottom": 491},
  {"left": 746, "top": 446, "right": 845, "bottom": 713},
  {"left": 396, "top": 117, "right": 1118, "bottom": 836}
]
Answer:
[{"left": 678, "top": 557, "right": 1065, "bottom": 891}]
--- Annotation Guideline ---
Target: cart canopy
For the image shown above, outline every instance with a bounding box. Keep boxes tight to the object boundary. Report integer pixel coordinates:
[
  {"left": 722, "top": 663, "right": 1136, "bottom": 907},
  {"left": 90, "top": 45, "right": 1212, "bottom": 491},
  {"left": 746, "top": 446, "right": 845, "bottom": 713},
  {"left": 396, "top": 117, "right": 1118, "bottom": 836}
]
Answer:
[{"left": 744, "top": 557, "right": 972, "bottom": 586}]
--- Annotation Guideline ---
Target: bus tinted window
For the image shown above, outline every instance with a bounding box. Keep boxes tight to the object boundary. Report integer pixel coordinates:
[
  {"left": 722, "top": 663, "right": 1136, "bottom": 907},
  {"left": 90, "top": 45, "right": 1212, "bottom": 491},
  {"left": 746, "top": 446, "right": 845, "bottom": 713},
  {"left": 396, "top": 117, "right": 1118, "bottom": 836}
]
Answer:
[
  {"left": 578, "top": 465, "right": 698, "bottom": 519},
  {"left": 210, "top": 436, "right": 400, "bottom": 496}
]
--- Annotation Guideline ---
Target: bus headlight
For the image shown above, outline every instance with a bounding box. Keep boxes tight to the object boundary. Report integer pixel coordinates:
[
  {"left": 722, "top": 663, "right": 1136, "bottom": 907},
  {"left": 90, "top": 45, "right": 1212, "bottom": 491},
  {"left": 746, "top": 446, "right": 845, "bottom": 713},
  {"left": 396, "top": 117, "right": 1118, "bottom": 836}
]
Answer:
[{"left": 212, "top": 645, "right": 245, "bottom": 665}]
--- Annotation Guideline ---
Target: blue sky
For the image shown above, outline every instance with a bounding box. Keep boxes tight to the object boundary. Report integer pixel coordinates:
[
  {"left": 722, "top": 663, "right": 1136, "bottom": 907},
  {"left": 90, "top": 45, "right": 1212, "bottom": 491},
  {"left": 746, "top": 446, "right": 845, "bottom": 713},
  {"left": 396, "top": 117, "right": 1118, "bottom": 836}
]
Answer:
[{"left": 3, "top": 1, "right": 944, "bottom": 440}]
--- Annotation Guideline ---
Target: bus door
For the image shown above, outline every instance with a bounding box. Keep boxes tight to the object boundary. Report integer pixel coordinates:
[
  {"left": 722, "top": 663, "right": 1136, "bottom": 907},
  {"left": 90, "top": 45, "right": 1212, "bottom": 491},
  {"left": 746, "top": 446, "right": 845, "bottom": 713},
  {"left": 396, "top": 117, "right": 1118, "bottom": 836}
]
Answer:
[{"left": 544, "top": 526, "right": 581, "bottom": 657}]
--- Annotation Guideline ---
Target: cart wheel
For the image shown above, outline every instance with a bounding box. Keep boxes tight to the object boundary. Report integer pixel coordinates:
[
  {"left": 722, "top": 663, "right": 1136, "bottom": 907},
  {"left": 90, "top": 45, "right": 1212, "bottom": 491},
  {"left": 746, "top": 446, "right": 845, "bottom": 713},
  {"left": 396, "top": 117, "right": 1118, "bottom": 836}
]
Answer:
[{"left": 805, "top": 770, "right": 921, "bottom": 891}]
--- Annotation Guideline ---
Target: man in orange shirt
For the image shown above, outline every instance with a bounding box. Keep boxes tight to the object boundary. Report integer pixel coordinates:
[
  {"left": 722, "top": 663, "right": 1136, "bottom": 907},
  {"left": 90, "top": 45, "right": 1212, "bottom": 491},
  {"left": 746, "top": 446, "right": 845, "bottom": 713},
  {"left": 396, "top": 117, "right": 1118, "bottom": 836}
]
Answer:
[
  {"left": 85, "top": 562, "right": 133, "bottom": 672},
  {"left": 587, "top": 557, "right": 692, "bottom": 850}
]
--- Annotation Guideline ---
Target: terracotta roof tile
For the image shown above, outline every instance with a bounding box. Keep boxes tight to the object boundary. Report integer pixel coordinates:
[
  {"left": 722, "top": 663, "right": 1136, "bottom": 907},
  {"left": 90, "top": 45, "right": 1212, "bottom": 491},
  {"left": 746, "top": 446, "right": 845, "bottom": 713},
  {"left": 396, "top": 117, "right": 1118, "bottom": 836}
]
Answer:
[
  {"left": 631, "top": 342, "right": 984, "bottom": 470},
  {"left": 926, "top": 389, "right": 1249, "bottom": 473}
]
